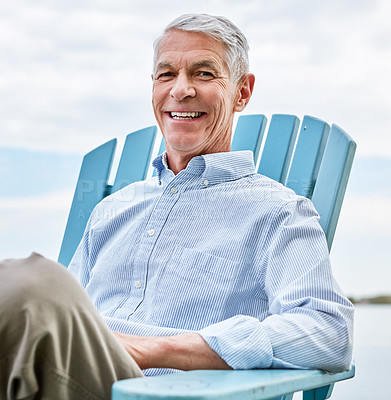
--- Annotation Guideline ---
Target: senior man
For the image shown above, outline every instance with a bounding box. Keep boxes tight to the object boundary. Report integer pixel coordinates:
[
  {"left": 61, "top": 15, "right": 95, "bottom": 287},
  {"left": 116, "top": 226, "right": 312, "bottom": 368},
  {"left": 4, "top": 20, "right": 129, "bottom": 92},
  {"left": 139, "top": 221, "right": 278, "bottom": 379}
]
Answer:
[{"left": 0, "top": 13, "right": 353, "bottom": 400}]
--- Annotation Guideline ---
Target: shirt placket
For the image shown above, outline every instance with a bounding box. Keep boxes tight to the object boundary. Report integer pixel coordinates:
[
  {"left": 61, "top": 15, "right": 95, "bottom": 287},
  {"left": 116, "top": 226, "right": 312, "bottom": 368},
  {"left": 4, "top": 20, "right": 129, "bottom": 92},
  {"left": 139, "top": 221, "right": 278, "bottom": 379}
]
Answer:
[{"left": 120, "top": 180, "right": 184, "bottom": 316}]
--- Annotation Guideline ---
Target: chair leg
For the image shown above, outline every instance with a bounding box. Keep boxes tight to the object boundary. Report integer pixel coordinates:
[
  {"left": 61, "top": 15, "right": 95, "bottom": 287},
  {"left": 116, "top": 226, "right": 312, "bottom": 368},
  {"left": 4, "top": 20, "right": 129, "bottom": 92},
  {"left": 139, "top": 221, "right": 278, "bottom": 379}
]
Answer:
[
  {"left": 303, "top": 384, "right": 334, "bottom": 400},
  {"left": 270, "top": 395, "right": 293, "bottom": 400}
]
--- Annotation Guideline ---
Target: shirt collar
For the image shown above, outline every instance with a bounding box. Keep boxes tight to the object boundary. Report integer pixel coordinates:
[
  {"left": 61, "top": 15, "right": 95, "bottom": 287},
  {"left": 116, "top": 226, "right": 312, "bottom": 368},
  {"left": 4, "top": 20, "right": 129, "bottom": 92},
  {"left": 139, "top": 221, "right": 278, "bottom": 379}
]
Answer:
[{"left": 152, "top": 151, "right": 255, "bottom": 186}]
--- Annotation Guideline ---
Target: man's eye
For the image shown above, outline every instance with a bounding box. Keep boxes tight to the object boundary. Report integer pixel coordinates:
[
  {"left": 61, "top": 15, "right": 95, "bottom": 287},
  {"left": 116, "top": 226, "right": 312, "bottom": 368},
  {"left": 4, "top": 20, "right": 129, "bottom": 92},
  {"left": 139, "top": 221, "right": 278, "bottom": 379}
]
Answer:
[
  {"left": 199, "top": 71, "right": 214, "bottom": 78},
  {"left": 157, "top": 72, "right": 174, "bottom": 79}
]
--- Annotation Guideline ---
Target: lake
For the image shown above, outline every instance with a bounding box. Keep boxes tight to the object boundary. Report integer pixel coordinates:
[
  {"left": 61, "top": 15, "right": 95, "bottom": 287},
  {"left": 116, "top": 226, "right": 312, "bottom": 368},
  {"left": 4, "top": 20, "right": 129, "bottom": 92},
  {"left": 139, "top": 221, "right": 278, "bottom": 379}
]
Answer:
[{"left": 294, "top": 304, "right": 391, "bottom": 399}]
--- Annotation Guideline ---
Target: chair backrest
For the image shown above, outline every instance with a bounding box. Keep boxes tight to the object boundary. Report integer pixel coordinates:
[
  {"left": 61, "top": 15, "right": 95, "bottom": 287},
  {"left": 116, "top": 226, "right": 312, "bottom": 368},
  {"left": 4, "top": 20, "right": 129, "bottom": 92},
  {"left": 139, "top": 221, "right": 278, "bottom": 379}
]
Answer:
[{"left": 58, "top": 114, "right": 356, "bottom": 266}]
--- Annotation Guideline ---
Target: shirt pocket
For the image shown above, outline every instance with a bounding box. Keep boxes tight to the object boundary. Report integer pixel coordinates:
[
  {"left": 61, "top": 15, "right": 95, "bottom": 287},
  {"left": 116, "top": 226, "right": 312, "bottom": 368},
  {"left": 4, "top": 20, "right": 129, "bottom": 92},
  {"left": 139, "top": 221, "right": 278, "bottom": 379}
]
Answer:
[{"left": 151, "top": 245, "right": 238, "bottom": 330}]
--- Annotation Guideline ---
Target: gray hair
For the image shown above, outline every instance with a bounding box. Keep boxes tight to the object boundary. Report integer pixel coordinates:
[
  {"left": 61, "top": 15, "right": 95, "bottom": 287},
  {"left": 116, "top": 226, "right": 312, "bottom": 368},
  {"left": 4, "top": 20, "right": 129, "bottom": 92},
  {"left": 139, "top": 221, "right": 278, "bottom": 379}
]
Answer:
[{"left": 153, "top": 14, "right": 250, "bottom": 83}]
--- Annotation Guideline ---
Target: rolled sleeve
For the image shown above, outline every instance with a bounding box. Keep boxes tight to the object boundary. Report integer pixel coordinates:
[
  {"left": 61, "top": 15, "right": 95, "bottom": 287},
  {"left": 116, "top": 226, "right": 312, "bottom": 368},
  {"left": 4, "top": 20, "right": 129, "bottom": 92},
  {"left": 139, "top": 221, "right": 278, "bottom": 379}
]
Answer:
[{"left": 199, "top": 315, "right": 273, "bottom": 369}]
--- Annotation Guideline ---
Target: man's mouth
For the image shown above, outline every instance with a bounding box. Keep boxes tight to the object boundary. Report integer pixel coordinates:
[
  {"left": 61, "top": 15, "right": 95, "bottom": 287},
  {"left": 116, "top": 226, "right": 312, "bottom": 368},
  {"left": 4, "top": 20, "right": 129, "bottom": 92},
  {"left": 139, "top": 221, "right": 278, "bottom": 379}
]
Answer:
[{"left": 169, "top": 112, "right": 205, "bottom": 120}]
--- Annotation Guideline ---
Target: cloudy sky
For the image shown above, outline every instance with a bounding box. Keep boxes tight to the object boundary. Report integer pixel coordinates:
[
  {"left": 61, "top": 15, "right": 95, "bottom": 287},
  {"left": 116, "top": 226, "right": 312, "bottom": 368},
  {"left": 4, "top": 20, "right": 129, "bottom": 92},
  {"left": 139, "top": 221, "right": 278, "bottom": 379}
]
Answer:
[{"left": 1, "top": 0, "right": 390, "bottom": 298}]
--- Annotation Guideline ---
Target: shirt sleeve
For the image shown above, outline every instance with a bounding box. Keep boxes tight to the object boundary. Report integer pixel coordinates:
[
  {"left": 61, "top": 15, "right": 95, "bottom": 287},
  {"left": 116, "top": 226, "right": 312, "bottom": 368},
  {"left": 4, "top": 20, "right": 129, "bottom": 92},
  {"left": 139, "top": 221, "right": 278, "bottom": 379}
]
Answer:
[{"left": 199, "top": 197, "right": 354, "bottom": 373}]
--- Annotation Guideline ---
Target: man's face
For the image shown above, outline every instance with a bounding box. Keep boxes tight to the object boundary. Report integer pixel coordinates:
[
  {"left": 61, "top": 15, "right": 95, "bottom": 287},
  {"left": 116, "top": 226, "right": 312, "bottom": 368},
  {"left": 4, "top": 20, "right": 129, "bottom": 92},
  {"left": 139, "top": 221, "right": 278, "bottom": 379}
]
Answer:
[{"left": 152, "top": 29, "right": 246, "bottom": 162}]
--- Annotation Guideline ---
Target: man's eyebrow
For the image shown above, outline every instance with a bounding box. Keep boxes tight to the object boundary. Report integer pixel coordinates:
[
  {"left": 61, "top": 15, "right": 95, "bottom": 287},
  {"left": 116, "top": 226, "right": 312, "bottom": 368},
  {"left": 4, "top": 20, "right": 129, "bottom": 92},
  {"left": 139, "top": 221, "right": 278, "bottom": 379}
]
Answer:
[
  {"left": 154, "top": 59, "right": 223, "bottom": 75},
  {"left": 155, "top": 61, "right": 174, "bottom": 71},
  {"left": 156, "top": 61, "right": 172, "bottom": 68},
  {"left": 191, "top": 60, "right": 221, "bottom": 73}
]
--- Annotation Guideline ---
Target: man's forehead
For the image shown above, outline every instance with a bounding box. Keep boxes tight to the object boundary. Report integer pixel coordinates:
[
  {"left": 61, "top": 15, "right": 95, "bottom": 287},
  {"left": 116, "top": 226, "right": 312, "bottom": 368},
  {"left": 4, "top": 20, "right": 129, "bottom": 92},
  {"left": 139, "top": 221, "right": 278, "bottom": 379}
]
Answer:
[
  {"left": 157, "top": 30, "right": 226, "bottom": 57},
  {"left": 158, "top": 29, "right": 219, "bottom": 47}
]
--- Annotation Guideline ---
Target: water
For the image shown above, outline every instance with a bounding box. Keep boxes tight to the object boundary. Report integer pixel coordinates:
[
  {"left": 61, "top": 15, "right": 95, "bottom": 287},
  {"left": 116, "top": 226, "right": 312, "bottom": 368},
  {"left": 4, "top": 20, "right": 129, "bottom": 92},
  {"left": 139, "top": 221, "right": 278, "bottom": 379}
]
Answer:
[
  {"left": 331, "top": 304, "right": 391, "bottom": 399},
  {"left": 294, "top": 304, "right": 391, "bottom": 399}
]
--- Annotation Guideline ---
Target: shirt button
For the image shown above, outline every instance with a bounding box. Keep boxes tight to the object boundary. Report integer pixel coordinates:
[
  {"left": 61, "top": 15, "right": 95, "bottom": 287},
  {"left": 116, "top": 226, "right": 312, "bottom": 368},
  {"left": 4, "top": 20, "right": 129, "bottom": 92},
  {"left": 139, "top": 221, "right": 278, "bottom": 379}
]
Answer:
[
  {"left": 147, "top": 229, "right": 155, "bottom": 236},
  {"left": 135, "top": 280, "right": 142, "bottom": 288},
  {"left": 203, "top": 179, "right": 209, "bottom": 186},
  {"left": 170, "top": 186, "right": 178, "bottom": 194}
]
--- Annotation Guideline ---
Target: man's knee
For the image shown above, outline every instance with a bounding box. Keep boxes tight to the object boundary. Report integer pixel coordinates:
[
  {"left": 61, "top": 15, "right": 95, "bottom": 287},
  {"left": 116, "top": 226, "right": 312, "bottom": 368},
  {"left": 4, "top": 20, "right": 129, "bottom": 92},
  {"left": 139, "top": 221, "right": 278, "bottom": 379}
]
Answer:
[
  {"left": 0, "top": 253, "right": 97, "bottom": 364},
  {"left": 0, "top": 253, "right": 92, "bottom": 328}
]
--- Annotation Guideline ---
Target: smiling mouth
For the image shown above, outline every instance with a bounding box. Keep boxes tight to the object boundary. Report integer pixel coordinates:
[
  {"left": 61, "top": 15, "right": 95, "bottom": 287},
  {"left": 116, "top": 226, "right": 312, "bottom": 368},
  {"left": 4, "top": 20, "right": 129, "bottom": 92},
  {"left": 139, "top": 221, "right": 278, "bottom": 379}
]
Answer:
[{"left": 169, "top": 112, "right": 205, "bottom": 120}]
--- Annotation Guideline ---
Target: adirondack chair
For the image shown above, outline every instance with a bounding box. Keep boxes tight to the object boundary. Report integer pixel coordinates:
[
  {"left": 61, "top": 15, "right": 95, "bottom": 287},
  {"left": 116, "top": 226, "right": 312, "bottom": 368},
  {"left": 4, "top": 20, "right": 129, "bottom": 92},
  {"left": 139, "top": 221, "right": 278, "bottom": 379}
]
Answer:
[{"left": 58, "top": 114, "right": 356, "bottom": 400}]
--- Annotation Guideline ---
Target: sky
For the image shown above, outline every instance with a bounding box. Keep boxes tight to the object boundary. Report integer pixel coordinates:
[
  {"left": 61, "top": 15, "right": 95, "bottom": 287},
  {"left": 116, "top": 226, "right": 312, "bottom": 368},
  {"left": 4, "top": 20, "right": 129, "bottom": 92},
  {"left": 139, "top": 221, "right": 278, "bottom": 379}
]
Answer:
[{"left": 0, "top": 0, "right": 390, "bottom": 298}]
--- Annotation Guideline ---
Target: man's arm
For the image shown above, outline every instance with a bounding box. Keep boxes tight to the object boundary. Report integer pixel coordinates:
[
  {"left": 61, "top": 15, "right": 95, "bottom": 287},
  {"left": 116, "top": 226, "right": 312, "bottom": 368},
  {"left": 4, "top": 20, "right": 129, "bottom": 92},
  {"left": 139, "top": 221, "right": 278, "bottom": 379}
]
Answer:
[
  {"left": 112, "top": 332, "right": 231, "bottom": 370},
  {"left": 110, "top": 198, "right": 353, "bottom": 373}
]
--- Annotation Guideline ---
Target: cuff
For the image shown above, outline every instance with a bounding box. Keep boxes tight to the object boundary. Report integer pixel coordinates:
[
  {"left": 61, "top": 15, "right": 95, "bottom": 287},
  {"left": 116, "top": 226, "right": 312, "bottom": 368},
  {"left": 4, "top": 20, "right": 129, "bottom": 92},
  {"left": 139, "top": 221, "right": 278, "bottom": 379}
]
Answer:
[{"left": 199, "top": 315, "right": 273, "bottom": 370}]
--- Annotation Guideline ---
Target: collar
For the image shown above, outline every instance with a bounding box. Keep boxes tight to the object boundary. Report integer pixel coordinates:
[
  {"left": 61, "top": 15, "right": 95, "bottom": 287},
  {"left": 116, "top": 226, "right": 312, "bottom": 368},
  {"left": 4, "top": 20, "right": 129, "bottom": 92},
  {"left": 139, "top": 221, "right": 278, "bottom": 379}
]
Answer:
[{"left": 152, "top": 151, "right": 256, "bottom": 187}]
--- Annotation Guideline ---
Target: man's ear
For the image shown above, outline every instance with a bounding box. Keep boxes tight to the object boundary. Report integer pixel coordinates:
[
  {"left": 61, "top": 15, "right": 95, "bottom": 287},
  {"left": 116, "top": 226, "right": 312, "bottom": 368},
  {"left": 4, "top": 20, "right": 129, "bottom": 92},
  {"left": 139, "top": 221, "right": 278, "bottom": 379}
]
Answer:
[{"left": 234, "top": 73, "right": 255, "bottom": 112}]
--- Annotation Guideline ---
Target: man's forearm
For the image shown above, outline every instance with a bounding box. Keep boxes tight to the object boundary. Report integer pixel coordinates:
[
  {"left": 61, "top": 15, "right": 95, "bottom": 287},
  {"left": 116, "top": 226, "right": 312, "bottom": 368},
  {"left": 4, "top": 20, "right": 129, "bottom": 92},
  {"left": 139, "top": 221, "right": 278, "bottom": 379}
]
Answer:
[{"left": 113, "top": 332, "right": 231, "bottom": 371}]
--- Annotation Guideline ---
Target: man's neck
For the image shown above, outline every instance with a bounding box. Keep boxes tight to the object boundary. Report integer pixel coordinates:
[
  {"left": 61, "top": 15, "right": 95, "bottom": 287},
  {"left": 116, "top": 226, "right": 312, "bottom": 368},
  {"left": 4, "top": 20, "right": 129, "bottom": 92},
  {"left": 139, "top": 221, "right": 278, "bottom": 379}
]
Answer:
[
  {"left": 165, "top": 145, "right": 231, "bottom": 175},
  {"left": 165, "top": 152, "right": 194, "bottom": 175}
]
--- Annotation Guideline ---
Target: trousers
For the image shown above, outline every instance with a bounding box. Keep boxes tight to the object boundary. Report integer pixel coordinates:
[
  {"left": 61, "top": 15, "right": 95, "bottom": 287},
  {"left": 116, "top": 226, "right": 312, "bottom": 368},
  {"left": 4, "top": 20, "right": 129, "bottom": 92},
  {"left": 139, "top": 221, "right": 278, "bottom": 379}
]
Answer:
[{"left": 0, "top": 253, "right": 143, "bottom": 400}]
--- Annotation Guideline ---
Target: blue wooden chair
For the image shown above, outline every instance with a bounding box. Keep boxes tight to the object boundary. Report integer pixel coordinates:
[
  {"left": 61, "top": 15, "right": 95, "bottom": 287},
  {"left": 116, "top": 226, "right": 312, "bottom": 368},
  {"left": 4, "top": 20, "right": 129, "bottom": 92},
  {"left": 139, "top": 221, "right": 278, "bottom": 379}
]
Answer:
[{"left": 58, "top": 114, "right": 356, "bottom": 400}]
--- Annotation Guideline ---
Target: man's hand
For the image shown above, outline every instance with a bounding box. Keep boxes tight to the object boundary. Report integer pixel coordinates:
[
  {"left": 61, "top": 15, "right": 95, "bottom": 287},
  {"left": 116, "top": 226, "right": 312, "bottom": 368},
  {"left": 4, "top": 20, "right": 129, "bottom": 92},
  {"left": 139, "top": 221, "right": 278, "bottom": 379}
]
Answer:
[{"left": 112, "top": 332, "right": 232, "bottom": 371}]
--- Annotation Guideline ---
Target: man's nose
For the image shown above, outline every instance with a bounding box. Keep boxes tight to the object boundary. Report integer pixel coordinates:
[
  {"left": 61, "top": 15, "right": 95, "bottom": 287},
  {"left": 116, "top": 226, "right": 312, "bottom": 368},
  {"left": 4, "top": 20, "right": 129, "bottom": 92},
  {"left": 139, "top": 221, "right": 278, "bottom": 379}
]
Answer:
[{"left": 170, "top": 74, "right": 196, "bottom": 101}]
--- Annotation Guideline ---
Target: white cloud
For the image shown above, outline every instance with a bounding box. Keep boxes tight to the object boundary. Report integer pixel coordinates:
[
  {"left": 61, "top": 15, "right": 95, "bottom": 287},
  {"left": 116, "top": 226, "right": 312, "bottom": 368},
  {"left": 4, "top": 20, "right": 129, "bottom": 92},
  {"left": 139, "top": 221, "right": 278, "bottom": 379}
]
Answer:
[
  {"left": 0, "top": 190, "right": 73, "bottom": 211},
  {"left": 330, "top": 191, "right": 391, "bottom": 297},
  {"left": 0, "top": 190, "right": 74, "bottom": 260},
  {"left": 338, "top": 193, "right": 391, "bottom": 235},
  {"left": 0, "top": 1, "right": 157, "bottom": 153},
  {"left": 1, "top": 0, "right": 390, "bottom": 297},
  {"left": 1, "top": 0, "right": 390, "bottom": 157}
]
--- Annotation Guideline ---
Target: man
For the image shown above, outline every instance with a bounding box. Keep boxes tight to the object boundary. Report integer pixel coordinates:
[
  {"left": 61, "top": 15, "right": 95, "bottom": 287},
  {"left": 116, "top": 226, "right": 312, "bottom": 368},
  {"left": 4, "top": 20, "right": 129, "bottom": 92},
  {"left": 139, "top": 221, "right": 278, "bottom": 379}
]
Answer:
[{"left": 0, "top": 13, "right": 353, "bottom": 400}]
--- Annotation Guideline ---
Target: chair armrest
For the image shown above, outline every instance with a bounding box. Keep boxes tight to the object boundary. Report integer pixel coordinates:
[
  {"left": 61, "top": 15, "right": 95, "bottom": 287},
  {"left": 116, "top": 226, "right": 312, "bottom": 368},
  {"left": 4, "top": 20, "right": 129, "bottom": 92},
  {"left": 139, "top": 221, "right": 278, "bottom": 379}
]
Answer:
[{"left": 112, "top": 366, "right": 355, "bottom": 400}]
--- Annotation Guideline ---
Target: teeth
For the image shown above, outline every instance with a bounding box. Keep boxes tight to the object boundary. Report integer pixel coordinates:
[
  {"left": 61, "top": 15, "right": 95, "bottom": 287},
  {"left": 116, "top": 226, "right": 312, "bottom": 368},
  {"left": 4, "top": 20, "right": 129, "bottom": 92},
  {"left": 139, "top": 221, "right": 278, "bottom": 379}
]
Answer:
[{"left": 170, "top": 112, "right": 202, "bottom": 119}]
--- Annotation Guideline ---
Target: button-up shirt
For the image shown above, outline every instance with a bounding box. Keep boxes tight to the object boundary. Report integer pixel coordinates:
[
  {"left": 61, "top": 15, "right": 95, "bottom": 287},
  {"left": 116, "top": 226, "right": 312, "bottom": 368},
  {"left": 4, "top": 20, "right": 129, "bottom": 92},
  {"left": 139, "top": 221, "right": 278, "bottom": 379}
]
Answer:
[{"left": 69, "top": 151, "right": 353, "bottom": 375}]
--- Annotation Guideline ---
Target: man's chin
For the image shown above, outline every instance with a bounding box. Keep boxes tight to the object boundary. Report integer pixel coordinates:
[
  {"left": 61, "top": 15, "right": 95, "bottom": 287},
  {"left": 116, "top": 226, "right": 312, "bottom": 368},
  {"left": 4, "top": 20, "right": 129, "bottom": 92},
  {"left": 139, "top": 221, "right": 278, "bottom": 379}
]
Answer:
[{"left": 164, "top": 134, "right": 205, "bottom": 152}]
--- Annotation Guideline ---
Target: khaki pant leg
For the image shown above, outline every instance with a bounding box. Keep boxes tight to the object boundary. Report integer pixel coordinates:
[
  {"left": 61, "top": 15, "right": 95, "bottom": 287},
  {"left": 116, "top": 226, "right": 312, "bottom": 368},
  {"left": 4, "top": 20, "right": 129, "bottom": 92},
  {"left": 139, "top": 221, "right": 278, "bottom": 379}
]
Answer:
[{"left": 0, "top": 253, "right": 143, "bottom": 400}]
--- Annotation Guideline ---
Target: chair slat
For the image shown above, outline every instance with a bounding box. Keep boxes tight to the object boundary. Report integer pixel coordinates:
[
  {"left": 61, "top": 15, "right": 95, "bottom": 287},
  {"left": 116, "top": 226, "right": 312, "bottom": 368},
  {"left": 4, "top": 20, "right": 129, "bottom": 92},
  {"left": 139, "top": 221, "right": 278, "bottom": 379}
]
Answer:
[
  {"left": 157, "top": 136, "right": 166, "bottom": 155},
  {"left": 257, "top": 114, "right": 299, "bottom": 183},
  {"left": 111, "top": 126, "right": 157, "bottom": 193},
  {"left": 285, "top": 116, "right": 330, "bottom": 198},
  {"left": 231, "top": 114, "right": 267, "bottom": 162},
  {"left": 311, "top": 124, "right": 356, "bottom": 249},
  {"left": 58, "top": 139, "right": 117, "bottom": 266}
]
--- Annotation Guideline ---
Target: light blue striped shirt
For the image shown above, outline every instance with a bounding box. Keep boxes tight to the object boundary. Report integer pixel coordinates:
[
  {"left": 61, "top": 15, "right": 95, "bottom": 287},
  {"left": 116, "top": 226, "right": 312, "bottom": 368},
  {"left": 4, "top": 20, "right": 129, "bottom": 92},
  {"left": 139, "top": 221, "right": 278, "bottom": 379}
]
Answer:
[{"left": 69, "top": 150, "right": 353, "bottom": 375}]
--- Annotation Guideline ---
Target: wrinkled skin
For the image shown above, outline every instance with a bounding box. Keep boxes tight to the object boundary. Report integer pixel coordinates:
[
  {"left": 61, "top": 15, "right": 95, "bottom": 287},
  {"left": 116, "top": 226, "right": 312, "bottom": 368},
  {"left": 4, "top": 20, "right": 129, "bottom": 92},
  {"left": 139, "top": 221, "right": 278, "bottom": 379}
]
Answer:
[{"left": 152, "top": 29, "right": 255, "bottom": 174}]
